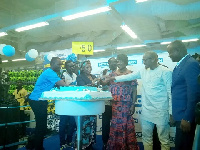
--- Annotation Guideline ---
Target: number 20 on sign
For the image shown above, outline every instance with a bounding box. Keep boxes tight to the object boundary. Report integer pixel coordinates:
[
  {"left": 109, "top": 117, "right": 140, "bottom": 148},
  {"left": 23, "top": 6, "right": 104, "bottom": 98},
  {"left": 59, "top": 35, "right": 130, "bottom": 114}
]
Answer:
[{"left": 72, "top": 42, "right": 93, "bottom": 55}]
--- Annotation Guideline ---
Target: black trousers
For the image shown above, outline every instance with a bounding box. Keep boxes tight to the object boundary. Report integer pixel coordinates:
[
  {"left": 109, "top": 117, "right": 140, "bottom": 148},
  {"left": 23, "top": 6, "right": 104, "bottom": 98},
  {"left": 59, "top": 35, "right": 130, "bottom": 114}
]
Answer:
[
  {"left": 59, "top": 115, "right": 76, "bottom": 146},
  {"left": 175, "top": 121, "right": 196, "bottom": 150},
  {"left": 29, "top": 99, "right": 48, "bottom": 150},
  {"left": 102, "top": 105, "right": 112, "bottom": 145}
]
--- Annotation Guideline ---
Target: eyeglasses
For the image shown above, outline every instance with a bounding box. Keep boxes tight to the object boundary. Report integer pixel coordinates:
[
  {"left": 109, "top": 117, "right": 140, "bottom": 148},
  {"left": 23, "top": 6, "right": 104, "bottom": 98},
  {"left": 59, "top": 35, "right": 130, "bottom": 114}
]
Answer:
[{"left": 142, "top": 58, "right": 152, "bottom": 62}]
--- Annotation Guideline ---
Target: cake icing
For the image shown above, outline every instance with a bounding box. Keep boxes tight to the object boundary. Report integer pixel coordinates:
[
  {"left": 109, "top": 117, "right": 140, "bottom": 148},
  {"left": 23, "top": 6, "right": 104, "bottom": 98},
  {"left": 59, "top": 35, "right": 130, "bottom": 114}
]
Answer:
[{"left": 40, "top": 86, "right": 112, "bottom": 100}]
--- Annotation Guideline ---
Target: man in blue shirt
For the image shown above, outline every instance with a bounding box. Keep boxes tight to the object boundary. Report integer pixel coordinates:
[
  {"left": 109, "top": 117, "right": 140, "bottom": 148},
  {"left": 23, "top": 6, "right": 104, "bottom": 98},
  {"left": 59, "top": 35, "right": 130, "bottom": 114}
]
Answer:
[
  {"left": 28, "top": 57, "right": 68, "bottom": 150},
  {"left": 167, "top": 40, "right": 200, "bottom": 150}
]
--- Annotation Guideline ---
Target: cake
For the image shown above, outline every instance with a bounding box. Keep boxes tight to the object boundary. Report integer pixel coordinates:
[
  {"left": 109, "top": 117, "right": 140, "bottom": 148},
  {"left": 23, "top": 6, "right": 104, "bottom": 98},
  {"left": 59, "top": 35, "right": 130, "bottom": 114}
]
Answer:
[{"left": 40, "top": 86, "right": 112, "bottom": 100}]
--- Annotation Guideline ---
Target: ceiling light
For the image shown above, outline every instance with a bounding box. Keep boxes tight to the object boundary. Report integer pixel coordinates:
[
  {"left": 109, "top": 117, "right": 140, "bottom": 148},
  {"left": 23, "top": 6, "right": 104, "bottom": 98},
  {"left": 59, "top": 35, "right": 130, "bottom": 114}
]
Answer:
[
  {"left": 182, "top": 38, "right": 199, "bottom": 42},
  {"left": 62, "top": 6, "right": 111, "bottom": 21},
  {"left": 12, "top": 58, "right": 26, "bottom": 62},
  {"left": 0, "top": 32, "right": 8, "bottom": 37},
  {"left": 120, "top": 24, "right": 137, "bottom": 39},
  {"left": 135, "top": 0, "right": 148, "bottom": 3},
  {"left": 94, "top": 49, "right": 105, "bottom": 52},
  {"left": 160, "top": 42, "right": 171, "bottom": 45},
  {"left": 15, "top": 22, "right": 49, "bottom": 32},
  {"left": 117, "top": 44, "right": 146, "bottom": 50},
  {"left": 2, "top": 60, "right": 8, "bottom": 63}
]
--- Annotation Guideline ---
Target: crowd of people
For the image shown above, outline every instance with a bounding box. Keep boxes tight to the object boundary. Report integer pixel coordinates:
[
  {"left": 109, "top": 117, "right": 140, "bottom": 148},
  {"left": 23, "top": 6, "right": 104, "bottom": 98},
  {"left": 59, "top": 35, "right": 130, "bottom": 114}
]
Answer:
[{"left": 26, "top": 40, "right": 200, "bottom": 150}]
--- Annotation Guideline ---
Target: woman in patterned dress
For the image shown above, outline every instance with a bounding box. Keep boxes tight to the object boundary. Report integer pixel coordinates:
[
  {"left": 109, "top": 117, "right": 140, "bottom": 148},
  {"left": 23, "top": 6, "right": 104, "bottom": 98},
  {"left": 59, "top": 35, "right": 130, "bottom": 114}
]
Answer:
[
  {"left": 107, "top": 54, "right": 139, "bottom": 150},
  {"left": 76, "top": 60, "right": 99, "bottom": 149}
]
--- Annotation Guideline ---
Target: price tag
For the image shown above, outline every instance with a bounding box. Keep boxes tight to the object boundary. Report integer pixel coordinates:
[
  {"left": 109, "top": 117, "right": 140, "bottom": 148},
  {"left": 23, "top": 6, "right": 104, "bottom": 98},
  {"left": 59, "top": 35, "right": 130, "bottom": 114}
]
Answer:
[{"left": 72, "top": 42, "right": 93, "bottom": 55}]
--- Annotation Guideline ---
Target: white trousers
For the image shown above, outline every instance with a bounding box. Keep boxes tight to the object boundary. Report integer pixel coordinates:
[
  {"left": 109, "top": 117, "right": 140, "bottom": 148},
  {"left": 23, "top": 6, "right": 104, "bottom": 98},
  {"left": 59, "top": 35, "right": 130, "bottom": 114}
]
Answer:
[{"left": 141, "top": 119, "right": 170, "bottom": 150}]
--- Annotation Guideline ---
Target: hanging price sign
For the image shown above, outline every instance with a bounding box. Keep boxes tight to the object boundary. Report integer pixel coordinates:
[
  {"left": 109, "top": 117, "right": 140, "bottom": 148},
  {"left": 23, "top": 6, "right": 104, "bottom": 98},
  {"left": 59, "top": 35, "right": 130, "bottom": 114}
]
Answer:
[{"left": 72, "top": 42, "right": 93, "bottom": 55}]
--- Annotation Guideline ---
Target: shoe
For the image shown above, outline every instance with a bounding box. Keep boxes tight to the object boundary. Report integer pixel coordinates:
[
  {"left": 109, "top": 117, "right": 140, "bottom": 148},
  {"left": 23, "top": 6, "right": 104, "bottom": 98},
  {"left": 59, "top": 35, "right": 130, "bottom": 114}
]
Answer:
[
  {"left": 60, "top": 144, "right": 68, "bottom": 150},
  {"left": 60, "top": 143, "right": 74, "bottom": 150},
  {"left": 67, "top": 142, "right": 74, "bottom": 148}
]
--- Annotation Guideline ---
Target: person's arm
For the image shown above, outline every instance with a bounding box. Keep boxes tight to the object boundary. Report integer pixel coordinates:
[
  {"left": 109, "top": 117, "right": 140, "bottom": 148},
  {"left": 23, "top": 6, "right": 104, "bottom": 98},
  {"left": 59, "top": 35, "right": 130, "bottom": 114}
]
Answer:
[
  {"left": 24, "top": 89, "right": 28, "bottom": 97},
  {"left": 55, "top": 80, "right": 68, "bottom": 87},
  {"left": 130, "top": 85, "right": 137, "bottom": 115},
  {"left": 106, "top": 71, "right": 141, "bottom": 82},
  {"left": 183, "top": 62, "right": 200, "bottom": 122},
  {"left": 162, "top": 69, "right": 174, "bottom": 126},
  {"left": 46, "top": 69, "right": 68, "bottom": 87},
  {"left": 180, "top": 62, "right": 200, "bottom": 132},
  {"left": 162, "top": 69, "right": 172, "bottom": 116}
]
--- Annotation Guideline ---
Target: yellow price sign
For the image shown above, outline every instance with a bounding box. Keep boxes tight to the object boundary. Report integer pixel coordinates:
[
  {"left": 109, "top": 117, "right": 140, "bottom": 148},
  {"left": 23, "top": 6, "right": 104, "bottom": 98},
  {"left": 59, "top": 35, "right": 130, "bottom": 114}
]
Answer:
[{"left": 72, "top": 42, "right": 93, "bottom": 55}]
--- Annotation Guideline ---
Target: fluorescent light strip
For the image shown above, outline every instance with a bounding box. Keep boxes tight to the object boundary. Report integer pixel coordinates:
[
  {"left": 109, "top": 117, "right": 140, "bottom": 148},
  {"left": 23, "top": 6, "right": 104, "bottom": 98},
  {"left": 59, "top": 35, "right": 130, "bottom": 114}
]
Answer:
[
  {"left": 15, "top": 22, "right": 49, "bottom": 32},
  {"left": 160, "top": 42, "right": 171, "bottom": 45},
  {"left": 117, "top": 44, "right": 146, "bottom": 50},
  {"left": 12, "top": 58, "right": 26, "bottom": 62},
  {"left": 94, "top": 49, "right": 105, "bottom": 52},
  {"left": 120, "top": 25, "right": 137, "bottom": 39},
  {"left": 135, "top": 0, "right": 148, "bottom": 3},
  {"left": 0, "top": 32, "right": 8, "bottom": 37},
  {"left": 182, "top": 38, "right": 199, "bottom": 42},
  {"left": 2, "top": 60, "right": 8, "bottom": 63},
  {"left": 62, "top": 6, "right": 111, "bottom": 21}
]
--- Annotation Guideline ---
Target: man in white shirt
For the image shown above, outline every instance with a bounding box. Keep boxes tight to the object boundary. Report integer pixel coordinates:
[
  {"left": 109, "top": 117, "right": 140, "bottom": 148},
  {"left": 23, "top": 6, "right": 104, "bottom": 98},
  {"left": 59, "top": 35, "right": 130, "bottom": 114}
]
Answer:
[{"left": 106, "top": 51, "right": 172, "bottom": 150}]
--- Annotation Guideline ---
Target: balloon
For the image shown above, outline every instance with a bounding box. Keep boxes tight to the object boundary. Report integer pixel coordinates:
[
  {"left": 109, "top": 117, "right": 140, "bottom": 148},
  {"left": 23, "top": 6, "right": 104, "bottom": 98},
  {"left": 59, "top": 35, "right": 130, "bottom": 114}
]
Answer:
[
  {"left": 0, "top": 44, "right": 6, "bottom": 55},
  {"left": 2, "top": 45, "right": 15, "bottom": 57},
  {"left": 28, "top": 49, "right": 38, "bottom": 58},
  {"left": 25, "top": 53, "right": 35, "bottom": 61},
  {"left": 47, "top": 53, "right": 56, "bottom": 61}
]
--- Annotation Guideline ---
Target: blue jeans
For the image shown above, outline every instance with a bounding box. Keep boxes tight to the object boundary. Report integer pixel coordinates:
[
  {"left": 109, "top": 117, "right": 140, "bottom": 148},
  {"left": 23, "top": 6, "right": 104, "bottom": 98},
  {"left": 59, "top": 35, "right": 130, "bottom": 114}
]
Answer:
[{"left": 59, "top": 115, "right": 76, "bottom": 146}]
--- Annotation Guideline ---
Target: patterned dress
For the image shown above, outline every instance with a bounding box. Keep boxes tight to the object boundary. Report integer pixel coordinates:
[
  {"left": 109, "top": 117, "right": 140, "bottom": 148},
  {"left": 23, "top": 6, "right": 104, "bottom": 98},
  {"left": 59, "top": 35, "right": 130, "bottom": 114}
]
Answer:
[
  {"left": 107, "top": 71, "right": 139, "bottom": 150},
  {"left": 76, "top": 73, "right": 97, "bottom": 149}
]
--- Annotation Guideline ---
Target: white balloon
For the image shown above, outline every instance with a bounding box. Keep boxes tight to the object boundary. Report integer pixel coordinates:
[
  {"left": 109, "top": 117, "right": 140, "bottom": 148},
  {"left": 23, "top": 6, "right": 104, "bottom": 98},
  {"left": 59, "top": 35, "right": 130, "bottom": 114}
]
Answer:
[
  {"left": 47, "top": 53, "right": 56, "bottom": 61},
  {"left": 0, "top": 44, "right": 6, "bottom": 55},
  {"left": 28, "top": 49, "right": 38, "bottom": 58}
]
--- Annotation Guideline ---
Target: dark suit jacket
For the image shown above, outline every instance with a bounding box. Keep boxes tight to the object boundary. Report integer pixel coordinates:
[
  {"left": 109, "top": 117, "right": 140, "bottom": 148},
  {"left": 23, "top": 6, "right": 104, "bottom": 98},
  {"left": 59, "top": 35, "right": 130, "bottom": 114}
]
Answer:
[
  {"left": 172, "top": 54, "right": 200, "bottom": 122},
  {"left": 76, "top": 73, "right": 96, "bottom": 86}
]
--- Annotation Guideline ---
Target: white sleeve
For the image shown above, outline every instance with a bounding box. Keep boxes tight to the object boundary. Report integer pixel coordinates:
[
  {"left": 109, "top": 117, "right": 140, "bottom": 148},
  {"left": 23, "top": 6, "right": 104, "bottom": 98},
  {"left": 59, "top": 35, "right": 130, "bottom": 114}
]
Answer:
[
  {"left": 115, "top": 71, "right": 141, "bottom": 82},
  {"left": 162, "top": 69, "right": 172, "bottom": 115}
]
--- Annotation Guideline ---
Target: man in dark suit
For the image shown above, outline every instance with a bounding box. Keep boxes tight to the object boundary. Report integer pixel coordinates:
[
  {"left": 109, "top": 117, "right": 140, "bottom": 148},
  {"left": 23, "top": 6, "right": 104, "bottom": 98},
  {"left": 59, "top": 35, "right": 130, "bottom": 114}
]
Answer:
[{"left": 167, "top": 40, "right": 200, "bottom": 150}]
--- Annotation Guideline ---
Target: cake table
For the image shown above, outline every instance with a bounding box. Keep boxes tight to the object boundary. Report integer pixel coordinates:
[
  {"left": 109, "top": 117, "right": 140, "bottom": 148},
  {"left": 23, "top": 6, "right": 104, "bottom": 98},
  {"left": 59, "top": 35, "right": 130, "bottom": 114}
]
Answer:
[{"left": 39, "top": 97, "right": 112, "bottom": 150}]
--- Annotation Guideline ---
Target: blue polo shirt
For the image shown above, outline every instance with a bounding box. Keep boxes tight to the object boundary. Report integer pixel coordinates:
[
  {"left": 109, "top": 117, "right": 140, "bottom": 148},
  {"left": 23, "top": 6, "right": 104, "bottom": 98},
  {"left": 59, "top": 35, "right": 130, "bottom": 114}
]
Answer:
[{"left": 29, "top": 68, "right": 61, "bottom": 101}]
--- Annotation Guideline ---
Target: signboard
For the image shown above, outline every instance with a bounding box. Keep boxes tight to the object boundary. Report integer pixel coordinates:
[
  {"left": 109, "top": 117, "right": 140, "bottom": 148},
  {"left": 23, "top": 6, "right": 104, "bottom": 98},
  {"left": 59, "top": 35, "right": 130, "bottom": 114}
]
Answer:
[{"left": 72, "top": 42, "right": 93, "bottom": 55}]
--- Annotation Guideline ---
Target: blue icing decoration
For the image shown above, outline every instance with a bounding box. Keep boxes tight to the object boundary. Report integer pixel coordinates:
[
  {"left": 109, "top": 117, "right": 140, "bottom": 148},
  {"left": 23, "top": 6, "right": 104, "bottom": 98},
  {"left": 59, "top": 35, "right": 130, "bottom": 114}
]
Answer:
[
  {"left": 59, "top": 86, "right": 97, "bottom": 91},
  {"left": 84, "top": 94, "right": 92, "bottom": 99}
]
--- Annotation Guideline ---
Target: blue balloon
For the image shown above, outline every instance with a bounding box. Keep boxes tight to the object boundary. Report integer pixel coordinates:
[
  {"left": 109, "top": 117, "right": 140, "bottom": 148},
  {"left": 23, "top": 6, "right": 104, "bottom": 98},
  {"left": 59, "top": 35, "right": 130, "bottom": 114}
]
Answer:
[
  {"left": 25, "top": 53, "right": 35, "bottom": 61},
  {"left": 2, "top": 45, "right": 15, "bottom": 57}
]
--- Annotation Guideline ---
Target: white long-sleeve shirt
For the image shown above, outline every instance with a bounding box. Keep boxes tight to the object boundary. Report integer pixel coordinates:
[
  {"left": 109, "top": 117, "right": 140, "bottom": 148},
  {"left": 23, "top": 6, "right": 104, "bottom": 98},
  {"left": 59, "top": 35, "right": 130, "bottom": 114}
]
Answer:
[
  {"left": 62, "top": 72, "right": 77, "bottom": 85},
  {"left": 115, "top": 65, "right": 172, "bottom": 125}
]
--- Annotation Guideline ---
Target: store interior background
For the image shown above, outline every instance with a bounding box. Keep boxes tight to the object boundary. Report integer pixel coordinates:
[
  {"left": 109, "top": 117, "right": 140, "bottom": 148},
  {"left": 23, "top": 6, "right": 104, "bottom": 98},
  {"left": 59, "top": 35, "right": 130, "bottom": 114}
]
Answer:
[{"left": 0, "top": 0, "right": 200, "bottom": 150}]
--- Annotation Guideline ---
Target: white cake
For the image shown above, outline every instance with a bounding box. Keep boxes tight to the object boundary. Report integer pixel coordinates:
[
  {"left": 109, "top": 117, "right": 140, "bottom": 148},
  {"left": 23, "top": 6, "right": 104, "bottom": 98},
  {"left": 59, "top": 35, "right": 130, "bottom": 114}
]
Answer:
[{"left": 40, "top": 86, "right": 112, "bottom": 100}]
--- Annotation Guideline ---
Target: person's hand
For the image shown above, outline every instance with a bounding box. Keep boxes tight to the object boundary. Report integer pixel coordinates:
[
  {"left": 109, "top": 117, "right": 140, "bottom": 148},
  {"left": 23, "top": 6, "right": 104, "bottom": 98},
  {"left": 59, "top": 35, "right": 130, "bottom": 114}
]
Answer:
[
  {"left": 104, "top": 76, "right": 115, "bottom": 82},
  {"left": 180, "top": 119, "right": 191, "bottom": 133},
  {"left": 92, "top": 78, "right": 100, "bottom": 85},
  {"left": 169, "top": 114, "right": 175, "bottom": 126},
  {"left": 129, "top": 104, "right": 135, "bottom": 115}
]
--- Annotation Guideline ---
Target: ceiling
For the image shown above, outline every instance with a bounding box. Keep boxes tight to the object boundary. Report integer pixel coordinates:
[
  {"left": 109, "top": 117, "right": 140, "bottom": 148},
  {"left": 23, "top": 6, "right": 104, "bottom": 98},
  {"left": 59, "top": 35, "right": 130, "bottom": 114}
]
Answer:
[{"left": 0, "top": 0, "right": 200, "bottom": 61}]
